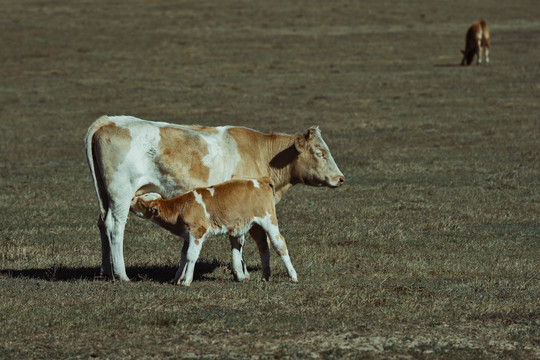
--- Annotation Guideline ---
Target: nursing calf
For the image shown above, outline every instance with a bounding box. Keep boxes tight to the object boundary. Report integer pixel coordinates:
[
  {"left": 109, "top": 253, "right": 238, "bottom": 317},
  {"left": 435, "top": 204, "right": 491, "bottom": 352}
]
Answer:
[
  {"left": 130, "top": 178, "right": 297, "bottom": 286},
  {"left": 461, "top": 20, "right": 490, "bottom": 65}
]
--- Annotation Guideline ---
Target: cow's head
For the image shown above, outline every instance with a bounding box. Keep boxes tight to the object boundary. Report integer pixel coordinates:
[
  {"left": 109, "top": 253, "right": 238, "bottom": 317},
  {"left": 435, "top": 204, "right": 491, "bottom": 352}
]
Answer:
[
  {"left": 460, "top": 49, "right": 475, "bottom": 66},
  {"left": 291, "top": 127, "right": 345, "bottom": 187}
]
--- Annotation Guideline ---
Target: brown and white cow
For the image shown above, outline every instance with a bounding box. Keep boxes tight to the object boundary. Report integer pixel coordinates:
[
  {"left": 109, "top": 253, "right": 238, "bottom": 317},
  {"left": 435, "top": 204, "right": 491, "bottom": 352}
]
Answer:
[
  {"left": 461, "top": 20, "right": 490, "bottom": 66},
  {"left": 130, "top": 177, "right": 297, "bottom": 286},
  {"left": 85, "top": 115, "right": 345, "bottom": 281}
]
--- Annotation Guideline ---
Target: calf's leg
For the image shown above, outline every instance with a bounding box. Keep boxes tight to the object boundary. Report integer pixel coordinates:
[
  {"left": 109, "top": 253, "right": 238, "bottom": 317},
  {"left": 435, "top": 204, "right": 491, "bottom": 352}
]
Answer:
[
  {"left": 176, "top": 233, "right": 205, "bottom": 287},
  {"left": 266, "top": 231, "right": 298, "bottom": 282},
  {"left": 230, "top": 235, "right": 250, "bottom": 281}
]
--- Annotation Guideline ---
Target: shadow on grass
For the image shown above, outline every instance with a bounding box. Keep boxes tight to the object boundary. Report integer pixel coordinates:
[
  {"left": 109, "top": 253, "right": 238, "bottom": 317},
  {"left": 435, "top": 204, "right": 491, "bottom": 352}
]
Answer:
[
  {"left": 434, "top": 63, "right": 462, "bottom": 67},
  {"left": 0, "top": 259, "right": 259, "bottom": 284}
]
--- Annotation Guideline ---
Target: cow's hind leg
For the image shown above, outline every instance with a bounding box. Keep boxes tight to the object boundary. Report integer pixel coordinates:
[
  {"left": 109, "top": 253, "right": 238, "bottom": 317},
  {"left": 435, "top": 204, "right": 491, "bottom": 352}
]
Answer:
[
  {"left": 476, "top": 40, "right": 483, "bottom": 64},
  {"left": 97, "top": 215, "right": 113, "bottom": 279},
  {"left": 230, "top": 235, "right": 250, "bottom": 281},
  {"left": 103, "top": 204, "right": 130, "bottom": 281}
]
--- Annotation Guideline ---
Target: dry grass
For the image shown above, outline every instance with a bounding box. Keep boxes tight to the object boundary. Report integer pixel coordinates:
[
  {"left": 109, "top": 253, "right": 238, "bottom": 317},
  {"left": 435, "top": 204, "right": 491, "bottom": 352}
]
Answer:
[{"left": 1, "top": 0, "right": 539, "bottom": 358}]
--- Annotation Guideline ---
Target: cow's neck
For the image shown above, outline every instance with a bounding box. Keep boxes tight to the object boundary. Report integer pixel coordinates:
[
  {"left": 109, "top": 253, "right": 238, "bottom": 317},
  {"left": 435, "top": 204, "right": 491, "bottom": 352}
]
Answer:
[{"left": 265, "top": 134, "right": 300, "bottom": 203}]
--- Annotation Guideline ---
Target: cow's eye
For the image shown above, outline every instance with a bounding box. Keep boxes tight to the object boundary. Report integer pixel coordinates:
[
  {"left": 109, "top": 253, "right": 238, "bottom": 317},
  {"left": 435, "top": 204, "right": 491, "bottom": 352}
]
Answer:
[{"left": 316, "top": 150, "right": 325, "bottom": 158}]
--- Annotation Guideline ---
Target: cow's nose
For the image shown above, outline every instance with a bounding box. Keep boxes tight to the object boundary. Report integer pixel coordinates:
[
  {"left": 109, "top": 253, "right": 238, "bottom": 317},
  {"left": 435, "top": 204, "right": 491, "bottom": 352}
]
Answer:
[{"left": 337, "top": 176, "right": 345, "bottom": 185}]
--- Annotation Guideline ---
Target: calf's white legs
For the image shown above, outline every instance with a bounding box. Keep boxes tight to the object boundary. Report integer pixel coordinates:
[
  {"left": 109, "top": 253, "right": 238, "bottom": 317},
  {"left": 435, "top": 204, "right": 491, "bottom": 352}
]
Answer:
[
  {"left": 173, "top": 217, "right": 298, "bottom": 286},
  {"left": 230, "top": 235, "right": 250, "bottom": 281},
  {"left": 266, "top": 232, "right": 297, "bottom": 282}
]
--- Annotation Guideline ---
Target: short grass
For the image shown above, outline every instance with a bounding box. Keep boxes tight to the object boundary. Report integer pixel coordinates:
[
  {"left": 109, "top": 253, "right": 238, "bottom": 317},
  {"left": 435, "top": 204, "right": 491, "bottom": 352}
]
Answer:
[{"left": 1, "top": 0, "right": 539, "bottom": 358}]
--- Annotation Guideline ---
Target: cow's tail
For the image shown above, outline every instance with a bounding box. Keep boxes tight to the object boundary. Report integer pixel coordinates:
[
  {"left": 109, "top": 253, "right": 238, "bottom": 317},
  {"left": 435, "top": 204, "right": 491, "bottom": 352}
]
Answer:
[{"left": 84, "top": 115, "right": 111, "bottom": 219}]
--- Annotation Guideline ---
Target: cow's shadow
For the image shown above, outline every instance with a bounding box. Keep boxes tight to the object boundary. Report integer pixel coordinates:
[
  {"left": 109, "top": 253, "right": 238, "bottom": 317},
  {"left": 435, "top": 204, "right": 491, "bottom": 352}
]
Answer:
[
  {"left": 0, "top": 260, "right": 259, "bottom": 284},
  {"left": 434, "top": 63, "right": 462, "bottom": 68}
]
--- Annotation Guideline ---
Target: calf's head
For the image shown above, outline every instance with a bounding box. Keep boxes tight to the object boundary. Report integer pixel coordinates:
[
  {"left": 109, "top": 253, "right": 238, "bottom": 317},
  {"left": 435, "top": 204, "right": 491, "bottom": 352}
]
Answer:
[
  {"left": 291, "top": 127, "right": 345, "bottom": 187},
  {"left": 130, "top": 192, "right": 162, "bottom": 218}
]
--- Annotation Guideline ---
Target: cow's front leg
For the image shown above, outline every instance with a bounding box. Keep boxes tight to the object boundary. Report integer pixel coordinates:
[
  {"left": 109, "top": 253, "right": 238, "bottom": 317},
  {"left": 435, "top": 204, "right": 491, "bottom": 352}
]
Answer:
[{"left": 230, "top": 235, "right": 250, "bottom": 281}]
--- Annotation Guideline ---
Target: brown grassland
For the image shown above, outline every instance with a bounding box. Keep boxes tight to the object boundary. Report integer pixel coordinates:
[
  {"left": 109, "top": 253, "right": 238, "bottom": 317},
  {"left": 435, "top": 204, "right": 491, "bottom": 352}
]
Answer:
[{"left": 0, "top": 0, "right": 538, "bottom": 358}]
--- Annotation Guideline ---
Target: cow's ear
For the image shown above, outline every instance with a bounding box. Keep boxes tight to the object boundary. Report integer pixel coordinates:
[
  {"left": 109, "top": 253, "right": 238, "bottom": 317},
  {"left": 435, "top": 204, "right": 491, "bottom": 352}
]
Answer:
[
  {"left": 305, "top": 127, "right": 319, "bottom": 141},
  {"left": 294, "top": 133, "right": 306, "bottom": 153}
]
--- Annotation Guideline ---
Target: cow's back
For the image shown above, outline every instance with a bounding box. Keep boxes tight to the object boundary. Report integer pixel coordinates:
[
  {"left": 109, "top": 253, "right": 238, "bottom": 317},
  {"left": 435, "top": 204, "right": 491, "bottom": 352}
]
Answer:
[{"left": 89, "top": 116, "right": 250, "bottom": 200}]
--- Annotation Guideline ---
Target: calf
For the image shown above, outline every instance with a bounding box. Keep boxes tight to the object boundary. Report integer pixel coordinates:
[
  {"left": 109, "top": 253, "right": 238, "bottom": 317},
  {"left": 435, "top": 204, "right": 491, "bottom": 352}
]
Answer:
[
  {"left": 130, "top": 177, "right": 297, "bottom": 286},
  {"left": 461, "top": 20, "right": 490, "bottom": 65}
]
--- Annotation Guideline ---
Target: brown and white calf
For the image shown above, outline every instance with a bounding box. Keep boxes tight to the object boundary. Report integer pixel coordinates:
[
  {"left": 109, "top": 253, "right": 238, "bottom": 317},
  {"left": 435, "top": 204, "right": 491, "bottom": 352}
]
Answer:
[
  {"left": 85, "top": 115, "right": 344, "bottom": 281},
  {"left": 130, "top": 177, "right": 297, "bottom": 286},
  {"left": 461, "top": 20, "right": 490, "bottom": 66}
]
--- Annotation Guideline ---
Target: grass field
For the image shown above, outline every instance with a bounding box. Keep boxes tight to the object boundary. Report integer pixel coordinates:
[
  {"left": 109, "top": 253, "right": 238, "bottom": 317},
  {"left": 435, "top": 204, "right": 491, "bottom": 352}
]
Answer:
[{"left": 1, "top": 0, "right": 539, "bottom": 358}]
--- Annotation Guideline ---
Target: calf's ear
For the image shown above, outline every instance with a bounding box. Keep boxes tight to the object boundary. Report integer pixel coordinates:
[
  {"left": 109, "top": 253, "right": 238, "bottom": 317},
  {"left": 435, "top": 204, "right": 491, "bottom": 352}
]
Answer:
[{"left": 151, "top": 205, "right": 160, "bottom": 217}]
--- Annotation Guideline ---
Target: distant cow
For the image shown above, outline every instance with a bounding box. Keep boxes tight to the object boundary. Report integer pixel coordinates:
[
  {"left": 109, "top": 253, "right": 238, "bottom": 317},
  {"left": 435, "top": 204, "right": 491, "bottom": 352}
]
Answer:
[
  {"left": 461, "top": 20, "right": 490, "bottom": 65},
  {"left": 131, "top": 178, "right": 297, "bottom": 286},
  {"left": 85, "top": 115, "right": 345, "bottom": 281}
]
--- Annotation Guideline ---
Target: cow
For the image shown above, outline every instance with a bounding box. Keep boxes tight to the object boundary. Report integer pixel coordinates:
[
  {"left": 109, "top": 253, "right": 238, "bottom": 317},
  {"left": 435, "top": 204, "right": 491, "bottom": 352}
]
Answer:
[
  {"left": 85, "top": 115, "right": 345, "bottom": 281},
  {"left": 130, "top": 177, "right": 297, "bottom": 286},
  {"left": 461, "top": 20, "right": 490, "bottom": 66}
]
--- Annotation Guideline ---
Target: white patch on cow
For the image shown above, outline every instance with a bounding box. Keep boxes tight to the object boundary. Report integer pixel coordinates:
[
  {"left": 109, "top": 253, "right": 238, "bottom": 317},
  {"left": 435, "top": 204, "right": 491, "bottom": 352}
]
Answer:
[
  {"left": 107, "top": 116, "right": 198, "bottom": 200},
  {"left": 254, "top": 212, "right": 279, "bottom": 237},
  {"left": 209, "top": 224, "right": 229, "bottom": 236},
  {"left": 200, "top": 127, "right": 241, "bottom": 185},
  {"left": 104, "top": 119, "right": 164, "bottom": 218},
  {"left": 207, "top": 187, "right": 215, "bottom": 196},
  {"left": 192, "top": 190, "right": 210, "bottom": 219},
  {"left": 251, "top": 179, "right": 260, "bottom": 188}
]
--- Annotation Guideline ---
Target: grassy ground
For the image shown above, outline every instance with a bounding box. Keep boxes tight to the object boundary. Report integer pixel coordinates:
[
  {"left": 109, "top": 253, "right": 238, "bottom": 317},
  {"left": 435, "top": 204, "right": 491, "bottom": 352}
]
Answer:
[{"left": 1, "top": 0, "right": 539, "bottom": 358}]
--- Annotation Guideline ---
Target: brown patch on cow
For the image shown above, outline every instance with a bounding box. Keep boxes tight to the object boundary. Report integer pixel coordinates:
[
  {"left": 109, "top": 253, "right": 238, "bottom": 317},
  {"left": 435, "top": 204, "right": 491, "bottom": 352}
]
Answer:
[
  {"left": 190, "top": 225, "right": 208, "bottom": 240},
  {"left": 157, "top": 127, "right": 210, "bottom": 185},
  {"left": 185, "top": 125, "right": 220, "bottom": 135},
  {"left": 227, "top": 127, "right": 294, "bottom": 175},
  {"left": 226, "top": 127, "right": 267, "bottom": 174},
  {"left": 93, "top": 122, "right": 131, "bottom": 183}
]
